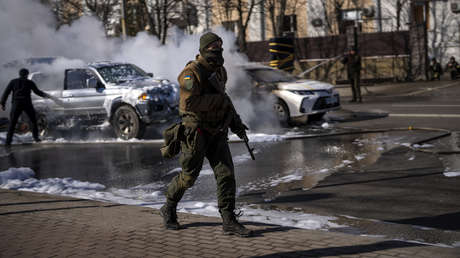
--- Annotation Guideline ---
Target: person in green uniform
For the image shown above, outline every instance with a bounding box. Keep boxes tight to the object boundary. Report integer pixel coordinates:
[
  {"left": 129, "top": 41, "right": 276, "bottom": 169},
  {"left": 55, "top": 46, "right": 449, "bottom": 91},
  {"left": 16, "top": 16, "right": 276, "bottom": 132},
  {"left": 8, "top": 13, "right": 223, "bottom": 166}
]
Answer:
[
  {"left": 342, "top": 49, "right": 362, "bottom": 103},
  {"left": 160, "top": 32, "right": 252, "bottom": 237}
]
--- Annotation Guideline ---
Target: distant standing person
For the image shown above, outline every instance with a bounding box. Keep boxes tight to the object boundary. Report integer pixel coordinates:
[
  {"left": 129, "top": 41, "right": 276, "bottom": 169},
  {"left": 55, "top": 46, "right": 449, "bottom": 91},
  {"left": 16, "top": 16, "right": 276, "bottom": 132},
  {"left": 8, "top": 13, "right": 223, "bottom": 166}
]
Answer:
[
  {"left": 342, "top": 49, "right": 362, "bottom": 103},
  {"left": 429, "top": 58, "right": 443, "bottom": 81},
  {"left": 1, "top": 68, "right": 50, "bottom": 146}
]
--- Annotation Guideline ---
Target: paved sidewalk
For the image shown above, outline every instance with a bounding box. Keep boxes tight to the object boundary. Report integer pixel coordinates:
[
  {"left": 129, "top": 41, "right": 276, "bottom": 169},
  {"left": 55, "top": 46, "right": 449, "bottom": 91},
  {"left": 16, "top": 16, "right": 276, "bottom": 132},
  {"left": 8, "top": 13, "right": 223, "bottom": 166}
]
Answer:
[{"left": 0, "top": 189, "right": 459, "bottom": 257}]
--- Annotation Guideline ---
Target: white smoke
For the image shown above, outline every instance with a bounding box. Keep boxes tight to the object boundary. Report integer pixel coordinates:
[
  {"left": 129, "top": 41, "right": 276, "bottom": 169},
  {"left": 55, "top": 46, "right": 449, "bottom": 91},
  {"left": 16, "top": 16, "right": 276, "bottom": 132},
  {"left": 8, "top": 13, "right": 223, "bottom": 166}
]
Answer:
[{"left": 0, "top": 0, "right": 279, "bottom": 134}]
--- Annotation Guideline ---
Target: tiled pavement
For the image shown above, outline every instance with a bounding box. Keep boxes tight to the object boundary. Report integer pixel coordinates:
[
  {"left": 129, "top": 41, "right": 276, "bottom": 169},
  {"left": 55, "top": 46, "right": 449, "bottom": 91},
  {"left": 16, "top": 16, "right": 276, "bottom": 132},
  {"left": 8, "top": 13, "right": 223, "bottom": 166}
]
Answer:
[{"left": 0, "top": 189, "right": 459, "bottom": 258}]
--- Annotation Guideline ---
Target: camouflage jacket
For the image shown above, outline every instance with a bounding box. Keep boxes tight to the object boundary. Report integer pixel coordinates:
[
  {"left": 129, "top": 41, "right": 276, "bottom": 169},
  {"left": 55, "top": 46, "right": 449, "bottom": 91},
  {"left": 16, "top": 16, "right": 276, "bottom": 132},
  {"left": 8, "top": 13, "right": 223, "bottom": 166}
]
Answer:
[
  {"left": 178, "top": 55, "right": 230, "bottom": 131},
  {"left": 342, "top": 54, "right": 362, "bottom": 76}
]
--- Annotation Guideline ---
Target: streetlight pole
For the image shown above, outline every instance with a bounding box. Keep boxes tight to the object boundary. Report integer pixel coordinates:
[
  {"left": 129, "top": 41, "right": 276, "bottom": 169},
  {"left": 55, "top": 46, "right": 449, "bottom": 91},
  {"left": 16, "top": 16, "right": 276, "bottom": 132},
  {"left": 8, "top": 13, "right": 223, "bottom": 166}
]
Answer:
[{"left": 376, "top": 0, "right": 382, "bottom": 32}]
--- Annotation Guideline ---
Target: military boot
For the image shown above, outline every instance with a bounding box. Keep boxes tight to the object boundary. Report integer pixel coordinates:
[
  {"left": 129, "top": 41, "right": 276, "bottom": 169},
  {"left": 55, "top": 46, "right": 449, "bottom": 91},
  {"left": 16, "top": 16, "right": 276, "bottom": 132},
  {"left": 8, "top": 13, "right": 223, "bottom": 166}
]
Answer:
[
  {"left": 221, "top": 210, "right": 252, "bottom": 237},
  {"left": 160, "top": 202, "right": 181, "bottom": 230}
]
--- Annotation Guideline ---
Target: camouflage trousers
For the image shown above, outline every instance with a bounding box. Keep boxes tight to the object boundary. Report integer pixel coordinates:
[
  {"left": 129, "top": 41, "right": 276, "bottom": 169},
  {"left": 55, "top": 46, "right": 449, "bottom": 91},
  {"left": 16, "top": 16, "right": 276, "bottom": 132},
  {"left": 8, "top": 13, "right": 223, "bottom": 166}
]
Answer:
[
  {"left": 349, "top": 73, "right": 361, "bottom": 101},
  {"left": 165, "top": 126, "right": 236, "bottom": 212}
]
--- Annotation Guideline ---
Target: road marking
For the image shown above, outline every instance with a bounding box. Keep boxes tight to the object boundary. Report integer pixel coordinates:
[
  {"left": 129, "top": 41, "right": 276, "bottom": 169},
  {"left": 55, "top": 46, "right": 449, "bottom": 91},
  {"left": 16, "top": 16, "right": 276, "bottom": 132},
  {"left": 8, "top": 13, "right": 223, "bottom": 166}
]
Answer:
[
  {"left": 389, "top": 113, "right": 460, "bottom": 118},
  {"left": 400, "top": 81, "right": 460, "bottom": 96},
  {"left": 392, "top": 104, "right": 460, "bottom": 107}
]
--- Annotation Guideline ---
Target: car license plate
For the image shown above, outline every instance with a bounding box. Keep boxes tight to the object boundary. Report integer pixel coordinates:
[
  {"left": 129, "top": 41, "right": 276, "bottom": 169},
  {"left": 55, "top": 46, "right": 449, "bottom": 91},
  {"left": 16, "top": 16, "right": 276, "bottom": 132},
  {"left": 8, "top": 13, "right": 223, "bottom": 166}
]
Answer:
[{"left": 326, "top": 97, "right": 335, "bottom": 104}]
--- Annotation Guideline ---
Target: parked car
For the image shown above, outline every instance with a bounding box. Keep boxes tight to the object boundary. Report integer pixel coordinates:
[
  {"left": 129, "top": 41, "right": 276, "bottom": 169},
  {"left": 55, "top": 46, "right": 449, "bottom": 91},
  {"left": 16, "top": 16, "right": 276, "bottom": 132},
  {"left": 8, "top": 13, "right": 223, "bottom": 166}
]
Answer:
[
  {"left": 25, "top": 60, "right": 179, "bottom": 139},
  {"left": 239, "top": 64, "right": 340, "bottom": 125}
]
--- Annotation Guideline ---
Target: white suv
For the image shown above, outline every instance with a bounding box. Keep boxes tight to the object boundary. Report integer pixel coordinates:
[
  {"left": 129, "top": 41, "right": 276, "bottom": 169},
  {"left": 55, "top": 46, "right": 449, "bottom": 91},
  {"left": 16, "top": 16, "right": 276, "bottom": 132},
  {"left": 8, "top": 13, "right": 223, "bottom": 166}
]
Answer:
[{"left": 240, "top": 64, "right": 340, "bottom": 125}]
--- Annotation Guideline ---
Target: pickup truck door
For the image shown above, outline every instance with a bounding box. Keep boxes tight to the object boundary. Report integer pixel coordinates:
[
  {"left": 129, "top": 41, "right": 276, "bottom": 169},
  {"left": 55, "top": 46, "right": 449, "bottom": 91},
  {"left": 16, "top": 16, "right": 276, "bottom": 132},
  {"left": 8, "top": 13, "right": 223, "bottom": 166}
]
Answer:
[{"left": 62, "top": 69, "right": 106, "bottom": 116}]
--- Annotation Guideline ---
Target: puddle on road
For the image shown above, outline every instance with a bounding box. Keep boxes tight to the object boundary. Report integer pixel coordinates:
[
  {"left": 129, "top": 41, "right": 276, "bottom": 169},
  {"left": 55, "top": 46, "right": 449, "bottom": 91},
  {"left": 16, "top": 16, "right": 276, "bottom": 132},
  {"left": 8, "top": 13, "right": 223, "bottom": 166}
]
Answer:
[
  {"left": 234, "top": 130, "right": 448, "bottom": 201},
  {"left": 0, "top": 129, "right": 446, "bottom": 202},
  {"left": 430, "top": 131, "right": 460, "bottom": 173}
]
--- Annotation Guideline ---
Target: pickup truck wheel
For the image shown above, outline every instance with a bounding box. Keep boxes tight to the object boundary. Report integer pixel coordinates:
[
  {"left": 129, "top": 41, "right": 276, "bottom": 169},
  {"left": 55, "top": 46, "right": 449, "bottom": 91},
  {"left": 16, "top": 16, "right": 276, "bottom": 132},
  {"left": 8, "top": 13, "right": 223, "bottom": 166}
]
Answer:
[
  {"left": 15, "top": 115, "right": 30, "bottom": 134},
  {"left": 112, "top": 105, "right": 145, "bottom": 140},
  {"left": 36, "top": 114, "right": 49, "bottom": 137},
  {"left": 274, "top": 99, "right": 291, "bottom": 126}
]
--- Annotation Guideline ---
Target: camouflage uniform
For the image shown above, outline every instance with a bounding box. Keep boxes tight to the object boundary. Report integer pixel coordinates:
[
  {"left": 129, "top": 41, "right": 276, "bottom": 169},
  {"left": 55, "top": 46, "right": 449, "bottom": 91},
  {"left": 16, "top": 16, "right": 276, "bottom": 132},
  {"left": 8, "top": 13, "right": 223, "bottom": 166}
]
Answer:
[
  {"left": 161, "top": 32, "right": 251, "bottom": 237},
  {"left": 166, "top": 55, "right": 237, "bottom": 211},
  {"left": 342, "top": 51, "right": 362, "bottom": 102}
]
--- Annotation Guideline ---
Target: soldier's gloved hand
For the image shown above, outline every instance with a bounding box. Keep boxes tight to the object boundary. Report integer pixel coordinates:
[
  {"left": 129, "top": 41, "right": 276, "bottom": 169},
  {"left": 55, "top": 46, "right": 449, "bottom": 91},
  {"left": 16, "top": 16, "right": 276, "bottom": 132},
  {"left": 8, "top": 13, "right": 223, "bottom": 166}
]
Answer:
[
  {"left": 234, "top": 123, "right": 249, "bottom": 140},
  {"left": 1, "top": 104, "right": 5, "bottom": 111}
]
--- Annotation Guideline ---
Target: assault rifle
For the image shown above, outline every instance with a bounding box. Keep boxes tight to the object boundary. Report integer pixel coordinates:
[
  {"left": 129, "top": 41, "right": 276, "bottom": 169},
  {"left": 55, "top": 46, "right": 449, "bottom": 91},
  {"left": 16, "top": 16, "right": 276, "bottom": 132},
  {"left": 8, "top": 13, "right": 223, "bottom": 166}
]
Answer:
[
  {"left": 208, "top": 72, "right": 255, "bottom": 160},
  {"left": 242, "top": 134, "right": 255, "bottom": 160}
]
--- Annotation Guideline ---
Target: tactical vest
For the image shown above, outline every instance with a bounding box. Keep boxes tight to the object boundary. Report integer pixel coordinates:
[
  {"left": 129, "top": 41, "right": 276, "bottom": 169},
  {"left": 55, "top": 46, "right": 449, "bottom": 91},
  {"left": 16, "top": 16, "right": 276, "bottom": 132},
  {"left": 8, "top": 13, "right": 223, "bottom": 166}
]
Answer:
[{"left": 178, "top": 58, "right": 228, "bottom": 129}]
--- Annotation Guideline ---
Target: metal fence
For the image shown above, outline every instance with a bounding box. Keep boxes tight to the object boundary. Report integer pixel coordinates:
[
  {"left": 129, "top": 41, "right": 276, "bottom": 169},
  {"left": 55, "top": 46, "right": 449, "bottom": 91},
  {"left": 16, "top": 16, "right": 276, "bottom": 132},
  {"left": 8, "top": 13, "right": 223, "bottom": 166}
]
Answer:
[{"left": 246, "top": 31, "right": 410, "bottom": 83}]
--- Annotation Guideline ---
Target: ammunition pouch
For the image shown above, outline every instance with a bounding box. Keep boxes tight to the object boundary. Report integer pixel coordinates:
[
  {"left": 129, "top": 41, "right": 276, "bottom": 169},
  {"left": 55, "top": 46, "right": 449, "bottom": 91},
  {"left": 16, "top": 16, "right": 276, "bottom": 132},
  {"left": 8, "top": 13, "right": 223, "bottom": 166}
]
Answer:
[{"left": 160, "top": 123, "right": 184, "bottom": 159}]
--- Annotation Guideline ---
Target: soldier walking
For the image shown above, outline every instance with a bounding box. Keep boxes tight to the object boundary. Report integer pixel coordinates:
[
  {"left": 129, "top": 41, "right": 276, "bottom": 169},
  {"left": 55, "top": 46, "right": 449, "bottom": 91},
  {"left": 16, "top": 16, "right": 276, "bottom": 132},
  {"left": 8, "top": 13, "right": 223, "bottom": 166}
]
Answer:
[
  {"left": 1, "top": 68, "right": 50, "bottom": 147},
  {"left": 160, "top": 32, "right": 252, "bottom": 237},
  {"left": 342, "top": 49, "right": 362, "bottom": 103}
]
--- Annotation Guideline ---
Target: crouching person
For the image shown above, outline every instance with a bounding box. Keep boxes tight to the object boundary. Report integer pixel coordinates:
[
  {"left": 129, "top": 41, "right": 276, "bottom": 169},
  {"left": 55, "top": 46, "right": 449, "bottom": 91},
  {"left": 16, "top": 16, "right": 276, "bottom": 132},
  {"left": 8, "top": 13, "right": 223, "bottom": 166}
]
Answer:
[
  {"left": 160, "top": 32, "right": 252, "bottom": 237},
  {"left": 446, "top": 56, "right": 460, "bottom": 80}
]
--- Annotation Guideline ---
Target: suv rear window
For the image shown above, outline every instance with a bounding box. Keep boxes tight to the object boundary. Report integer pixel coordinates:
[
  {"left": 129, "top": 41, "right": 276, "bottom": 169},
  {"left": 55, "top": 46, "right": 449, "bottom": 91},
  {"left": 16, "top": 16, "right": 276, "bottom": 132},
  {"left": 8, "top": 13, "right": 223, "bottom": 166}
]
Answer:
[{"left": 65, "top": 69, "right": 96, "bottom": 90}]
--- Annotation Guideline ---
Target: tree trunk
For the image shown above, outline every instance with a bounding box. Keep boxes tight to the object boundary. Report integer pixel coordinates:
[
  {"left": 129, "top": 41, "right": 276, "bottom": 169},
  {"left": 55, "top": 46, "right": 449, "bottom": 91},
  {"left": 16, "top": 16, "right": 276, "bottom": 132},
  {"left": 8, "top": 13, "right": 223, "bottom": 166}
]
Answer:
[
  {"left": 140, "top": 0, "right": 158, "bottom": 37},
  {"left": 154, "top": 0, "right": 162, "bottom": 41},
  {"left": 236, "top": 0, "right": 256, "bottom": 53},
  {"left": 276, "top": 0, "right": 287, "bottom": 37},
  {"left": 161, "top": 0, "right": 168, "bottom": 44}
]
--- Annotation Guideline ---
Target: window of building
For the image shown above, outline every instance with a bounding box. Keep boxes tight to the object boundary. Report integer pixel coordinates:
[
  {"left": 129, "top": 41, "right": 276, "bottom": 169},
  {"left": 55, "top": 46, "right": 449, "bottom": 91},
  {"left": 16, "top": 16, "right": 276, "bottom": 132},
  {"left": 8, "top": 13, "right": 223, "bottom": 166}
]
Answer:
[{"left": 280, "top": 14, "right": 297, "bottom": 34}]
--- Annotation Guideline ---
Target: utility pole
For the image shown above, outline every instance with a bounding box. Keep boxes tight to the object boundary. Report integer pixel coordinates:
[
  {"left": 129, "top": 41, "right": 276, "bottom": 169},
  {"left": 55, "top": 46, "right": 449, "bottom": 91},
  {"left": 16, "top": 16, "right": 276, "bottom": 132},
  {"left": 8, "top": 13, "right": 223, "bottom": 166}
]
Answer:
[
  {"left": 260, "top": 0, "right": 266, "bottom": 41},
  {"left": 376, "top": 0, "right": 383, "bottom": 32},
  {"left": 408, "top": 0, "right": 431, "bottom": 80},
  {"left": 120, "top": 0, "right": 127, "bottom": 40}
]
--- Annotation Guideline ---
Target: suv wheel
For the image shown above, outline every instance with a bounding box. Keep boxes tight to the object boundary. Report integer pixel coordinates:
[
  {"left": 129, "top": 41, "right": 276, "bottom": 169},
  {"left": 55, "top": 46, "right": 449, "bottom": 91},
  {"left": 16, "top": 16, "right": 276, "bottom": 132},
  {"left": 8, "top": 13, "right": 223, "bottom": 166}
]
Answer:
[
  {"left": 112, "top": 105, "right": 145, "bottom": 140},
  {"left": 274, "top": 99, "right": 290, "bottom": 126}
]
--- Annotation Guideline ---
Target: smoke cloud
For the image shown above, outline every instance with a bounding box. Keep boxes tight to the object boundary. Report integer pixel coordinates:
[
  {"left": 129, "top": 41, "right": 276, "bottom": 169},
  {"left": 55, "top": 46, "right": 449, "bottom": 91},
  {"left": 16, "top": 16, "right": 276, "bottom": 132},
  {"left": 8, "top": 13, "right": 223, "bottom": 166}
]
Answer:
[{"left": 0, "top": 0, "right": 279, "bottom": 135}]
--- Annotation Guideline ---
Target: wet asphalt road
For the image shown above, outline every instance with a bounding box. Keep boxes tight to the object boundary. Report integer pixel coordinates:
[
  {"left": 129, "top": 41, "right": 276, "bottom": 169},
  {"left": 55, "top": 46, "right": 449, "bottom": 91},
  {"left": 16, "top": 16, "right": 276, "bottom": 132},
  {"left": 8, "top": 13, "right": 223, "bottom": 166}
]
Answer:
[
  {"left": 1, "top": 128, "right": 459, "bottom": 246},
  {"left": 1, "top": 79, "right": 460, "bottom": 246}
]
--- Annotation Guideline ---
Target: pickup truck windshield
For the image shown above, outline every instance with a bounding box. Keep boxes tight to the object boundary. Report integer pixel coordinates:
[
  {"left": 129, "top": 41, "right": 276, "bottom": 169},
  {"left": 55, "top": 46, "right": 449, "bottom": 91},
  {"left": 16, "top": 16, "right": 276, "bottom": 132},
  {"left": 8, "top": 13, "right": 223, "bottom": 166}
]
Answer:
[
  {"left": 97, "top": 64, "right": 149, "bottom": 84},
  {"left": 247, "top": 68, "right": 297, "bottom": 83}
]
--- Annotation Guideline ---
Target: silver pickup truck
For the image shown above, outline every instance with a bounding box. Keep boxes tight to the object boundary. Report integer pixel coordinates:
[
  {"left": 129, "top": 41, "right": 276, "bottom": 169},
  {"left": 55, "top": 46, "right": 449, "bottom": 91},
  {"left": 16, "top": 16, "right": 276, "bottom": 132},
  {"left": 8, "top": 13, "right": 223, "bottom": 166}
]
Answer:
[{"left": 30, "top": 61, "right": 179, "bottom": 139}]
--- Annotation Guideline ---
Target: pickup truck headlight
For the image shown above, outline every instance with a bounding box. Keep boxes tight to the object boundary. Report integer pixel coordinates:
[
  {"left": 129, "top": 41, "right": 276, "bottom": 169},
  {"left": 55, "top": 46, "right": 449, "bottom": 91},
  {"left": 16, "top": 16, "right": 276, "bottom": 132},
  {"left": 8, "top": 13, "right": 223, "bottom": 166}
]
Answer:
[
  {"left": 139, "top": 93, "right": 160, "bottom": 102},
  {"left": 288, "top": 90, "right": 314, "bottom": 95},
  {"left": 138, "top": 93, "right": 153, "bottom": 101},
  {"left": 138, "top": 92, "right": 150, "bottom": 100}
]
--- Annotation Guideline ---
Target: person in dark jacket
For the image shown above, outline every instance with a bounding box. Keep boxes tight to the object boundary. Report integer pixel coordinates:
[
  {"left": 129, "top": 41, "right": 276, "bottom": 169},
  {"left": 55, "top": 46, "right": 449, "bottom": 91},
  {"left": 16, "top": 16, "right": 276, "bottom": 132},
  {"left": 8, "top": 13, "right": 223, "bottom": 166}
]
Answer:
[
  {"left": 342, "top": 49, "right": 362, "bottom": 103},
  {"left": 1, "top": 68, "right": 50, "bottom": 146},
  {"left": 429, "top": 58, "right": 443, "bottom": 80},
  {"left": 445, "top": 56, "right": 459, "bottom": 80}
]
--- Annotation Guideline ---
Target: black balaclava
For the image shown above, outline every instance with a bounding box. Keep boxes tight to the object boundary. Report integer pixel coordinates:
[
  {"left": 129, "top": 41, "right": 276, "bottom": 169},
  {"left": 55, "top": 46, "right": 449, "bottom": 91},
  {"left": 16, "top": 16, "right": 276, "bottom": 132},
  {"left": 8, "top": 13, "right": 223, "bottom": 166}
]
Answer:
[
  {"left": 199, "top": 32, "right": 224, "bottom": 67},
  {"left": 19, "top": 68, "right": 29, "bottom": 79}
]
